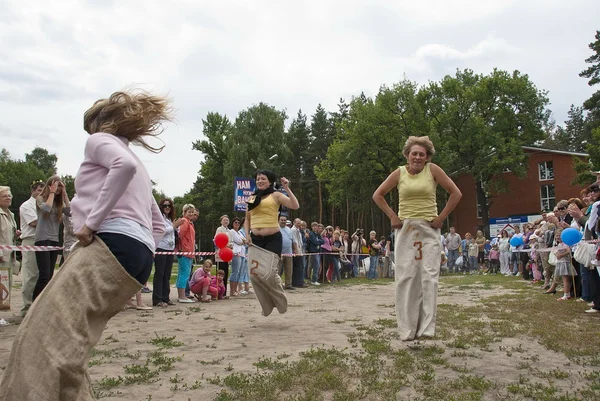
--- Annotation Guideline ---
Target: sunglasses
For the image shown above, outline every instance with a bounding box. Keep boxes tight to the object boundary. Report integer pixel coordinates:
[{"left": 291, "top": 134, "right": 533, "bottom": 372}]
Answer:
[
  {"left": 557, "top": 207, "right": 566, "bottom": 211},
  {"left": 161, "top": 204, "right": 172, "bottom": 208},
  {"left": 233, "top": 221, "right": 240, "bottom": 224}
]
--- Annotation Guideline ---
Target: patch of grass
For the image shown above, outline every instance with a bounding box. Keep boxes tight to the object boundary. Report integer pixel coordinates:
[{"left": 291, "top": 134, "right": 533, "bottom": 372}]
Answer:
[{"left": 149, "top": 333, "right": 184, "bottom": 349}]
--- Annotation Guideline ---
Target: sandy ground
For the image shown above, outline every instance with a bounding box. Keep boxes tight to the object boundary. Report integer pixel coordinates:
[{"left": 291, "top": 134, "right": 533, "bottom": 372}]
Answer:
[{"left": 0, "top": 276, "right": 586, "bottom": 400}]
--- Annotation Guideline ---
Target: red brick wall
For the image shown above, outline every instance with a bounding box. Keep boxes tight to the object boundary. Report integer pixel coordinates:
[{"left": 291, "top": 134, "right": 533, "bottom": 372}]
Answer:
[{"left": 450, "top": 149, "right": 586, "bottom": 236}]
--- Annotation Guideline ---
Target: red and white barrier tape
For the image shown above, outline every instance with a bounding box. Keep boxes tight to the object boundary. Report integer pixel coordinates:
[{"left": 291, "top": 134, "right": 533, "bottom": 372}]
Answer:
[
  {"left": 0, "top": 244, "right": 63, "bottom": 251},
  {"left": 0, "top": 244, "right": 371, "bottom": 258}
]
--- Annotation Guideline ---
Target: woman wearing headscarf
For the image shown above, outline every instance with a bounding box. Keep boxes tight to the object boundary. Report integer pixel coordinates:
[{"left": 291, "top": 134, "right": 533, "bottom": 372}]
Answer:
[
  {"left": 373, "top": 136, "right": 461, "bottom": 341},
  {"left": 244, "top": 170, "right": 299, "bottom": 316}
]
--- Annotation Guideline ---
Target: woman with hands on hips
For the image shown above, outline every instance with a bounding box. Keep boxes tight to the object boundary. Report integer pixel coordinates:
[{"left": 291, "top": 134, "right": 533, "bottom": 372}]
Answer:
[{"left": 372, "top": 136, "right": 461, "bottom": 341}]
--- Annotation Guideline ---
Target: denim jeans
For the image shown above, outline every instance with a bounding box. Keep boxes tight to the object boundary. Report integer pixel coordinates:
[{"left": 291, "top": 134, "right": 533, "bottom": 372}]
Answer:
[
  {"left": 447, "top": 249, "right": 459, "bottom": 272},
  {"left": 469, "top": 256, "right": 477, "bottom": 273},
  {"left": 238, "top": 257, "right": 249, "bottom": 283},
  {"left": 310, "top": 254, "right": 321, "bottom": 282},
  {"left": 331, "top": 257, "right": 341, "bottom": 282},
  {"left": 230, "top": 255, "right": 242, "bottom": 283},
  {"left": 352, "top": 255, "right": 360, "bottom": 277},
  {"left": 511, "top": 252, "right": 519, "bottom": 274},
  {"left": 368, "top": 255, "right": 378, "bottom": 279}
]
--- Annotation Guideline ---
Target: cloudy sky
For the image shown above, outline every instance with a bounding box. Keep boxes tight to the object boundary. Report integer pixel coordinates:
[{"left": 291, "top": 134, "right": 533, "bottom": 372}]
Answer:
[{"left": 1, "top": 0, "right": 599, "bottom": 197}]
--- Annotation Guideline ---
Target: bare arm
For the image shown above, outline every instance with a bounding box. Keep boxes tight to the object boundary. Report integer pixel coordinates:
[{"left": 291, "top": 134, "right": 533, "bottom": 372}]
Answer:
[
  {"left": 372, "top": 168, "right": 402, "bottom": 229},
  {"left": 244, "top": 209, "right": 252, "bottom": 245},
  {"left": 430, "top": 163, "right": 462, "bottom": 229},
  {"left": 273, "top": 177, "right": 299, "bottom": 210}
]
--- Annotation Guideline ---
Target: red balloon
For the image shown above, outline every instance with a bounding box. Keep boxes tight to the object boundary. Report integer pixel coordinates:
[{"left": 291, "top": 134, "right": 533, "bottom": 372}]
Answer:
[
  {"left": 214, "top": 233, "right": 229, "bottom": 249},
  {"left": 218, "top": 247, "right": 233, "bottom": 262}
]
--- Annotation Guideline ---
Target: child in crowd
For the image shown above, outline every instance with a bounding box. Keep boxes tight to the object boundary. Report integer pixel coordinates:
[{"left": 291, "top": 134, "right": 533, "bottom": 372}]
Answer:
[
  {"left": 528, "top": 235, "right": 542, "bottom": 283},
  {"left": 210, "top": 270, "right": 227, "bottom": 300},
  {"left": 467, "top": 234, "right": 479, "bottom": 274},
  {"left": 488, "top": 244, "right": 500, "bottom": 274},
  {"left": 190, "top": 260, "right": 215, "bottom": 302},
  {"left": 553, "top": 230, "right": 577, "bottom": 301}
]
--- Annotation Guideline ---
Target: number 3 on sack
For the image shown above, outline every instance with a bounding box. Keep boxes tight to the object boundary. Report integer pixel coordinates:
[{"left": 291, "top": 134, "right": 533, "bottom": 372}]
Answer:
[
  {"left": 413, "top": 241, "right": 423, "bottom": 261},
  {"left": 250, "top": 260, "right": 259, "bottom": 276}
]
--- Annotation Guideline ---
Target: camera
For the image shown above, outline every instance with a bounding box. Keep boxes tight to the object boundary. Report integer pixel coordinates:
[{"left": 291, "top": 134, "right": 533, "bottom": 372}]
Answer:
[{"left": 354, "top": 228, "right": 363, "bottom": 236}]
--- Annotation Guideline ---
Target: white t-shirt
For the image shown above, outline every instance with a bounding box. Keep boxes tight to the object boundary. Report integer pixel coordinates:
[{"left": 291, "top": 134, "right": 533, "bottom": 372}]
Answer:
[{"left": 19, "top": 197, "right": 38, "bottom": 239}]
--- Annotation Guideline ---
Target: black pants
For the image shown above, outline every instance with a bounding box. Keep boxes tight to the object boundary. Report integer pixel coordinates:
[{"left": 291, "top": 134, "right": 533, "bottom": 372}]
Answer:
[
  {"left": 292, "top": 256, "right": 305, "bottom": 287},
  {"left": 590, "top": 267, "right": 600, "bottom": 310},
  {"left": 32, "top": 240, "right": 60, "bottom": 300},
  {"left": 97, "top": 233, "right": 153, "bottom": 285},
  {"left": 571, "top": 259, "right": 582, "bottom": 298},
  {"left": 251, "top": 231, "right": 283, "bottom": 256},
  {"left": 520, "top": 251, "right": 530, "bottom": 280},
  {"left": 153, "top": 249, "right": 174, "bottom": 305},
  {"left": 216, "top": 261, "right": 229, "bottom": 296}
]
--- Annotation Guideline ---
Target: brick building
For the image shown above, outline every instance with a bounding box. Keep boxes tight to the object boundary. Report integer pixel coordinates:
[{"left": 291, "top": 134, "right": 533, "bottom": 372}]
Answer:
[{"left": 451, "top": 146, "right": 589, "bottom": 236}]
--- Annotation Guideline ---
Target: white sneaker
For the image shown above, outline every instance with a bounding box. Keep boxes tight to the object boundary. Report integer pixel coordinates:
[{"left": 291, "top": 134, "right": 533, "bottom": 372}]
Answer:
[
  {"left": 311, "top": 281, "right": 321, "bottom": 286},
  {"left": 178, "top": 298, "right": 194, "bottom": 303},
  {"left": 240, "top": 290, "right": 249, "bottom": 295},
  {"left": 585, "top": 308, "right": 599, "bottom": 313}
]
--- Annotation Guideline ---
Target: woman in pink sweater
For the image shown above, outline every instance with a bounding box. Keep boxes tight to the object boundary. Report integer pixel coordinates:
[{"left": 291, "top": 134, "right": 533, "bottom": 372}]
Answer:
[{"left": 0, "top": 90, "right": 169, "bottom": 400}]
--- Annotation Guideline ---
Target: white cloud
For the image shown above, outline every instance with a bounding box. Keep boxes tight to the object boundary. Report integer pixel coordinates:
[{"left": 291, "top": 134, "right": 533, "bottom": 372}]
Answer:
[{"left": 1, "top": 0, "right": 598, "bottom": 196}]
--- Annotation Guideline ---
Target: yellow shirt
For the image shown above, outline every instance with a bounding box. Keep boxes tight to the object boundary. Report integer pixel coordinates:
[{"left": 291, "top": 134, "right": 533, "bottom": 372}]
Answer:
[
  {"left": 397, "top": 163, "right": 437, "bottom": 220},
  {"left": 250, "top": 194, "right": 279, "bottom": 228}
]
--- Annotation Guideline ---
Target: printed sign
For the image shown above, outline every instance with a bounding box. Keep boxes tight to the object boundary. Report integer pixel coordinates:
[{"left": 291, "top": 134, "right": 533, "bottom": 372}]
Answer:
[
  {"left": 234, "top": 177, "right": 256, "bottom": 212},
  {"left": 489, "top": 215, "right": 542, "bottom": 237}
]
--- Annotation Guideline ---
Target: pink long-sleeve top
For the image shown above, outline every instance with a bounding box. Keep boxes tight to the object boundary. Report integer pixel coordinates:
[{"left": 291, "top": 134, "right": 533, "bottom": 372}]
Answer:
[
  {"left": 71, "top": 133, "right": 165, "bottom": 248},
  {"left": 190, "top": 268, "right": 211, "bottom": 288}
]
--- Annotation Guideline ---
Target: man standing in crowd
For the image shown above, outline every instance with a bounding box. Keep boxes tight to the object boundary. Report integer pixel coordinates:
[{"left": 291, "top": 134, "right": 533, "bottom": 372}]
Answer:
[
  {"left": 445, "top": 227, "right": 461, "bottom": 273},
  {"left": 290, "top": 218, "right": 306, "bottom": 288},
  {"left": 307, "top": 221, "right": 324, "bottom": 285},
  {"left": 18, "top": 181, "right": 44, "bottom": 317},
  {"left": 279, "top": 215, "right": 295, "bottom": 290}
]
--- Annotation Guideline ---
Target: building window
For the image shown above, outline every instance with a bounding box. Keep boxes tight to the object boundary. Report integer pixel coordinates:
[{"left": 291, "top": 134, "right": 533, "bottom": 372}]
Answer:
[
  {"left": 540, "top": 184, "right": 555, "bottom": 211},
  {"left": 539, "top": 161, "right": 554, "bottom": 181}
]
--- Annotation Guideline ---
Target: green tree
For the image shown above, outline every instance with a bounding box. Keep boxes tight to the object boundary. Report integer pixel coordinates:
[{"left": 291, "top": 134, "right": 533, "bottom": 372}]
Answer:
[
  {"left": 580, "top": 30, "right": 600, "bottom": 124},
  {"left": 61, "top": 175, "right": 76, "bottom": 198},
  {"left": 425, "top": 69, "right": 550, "bottom": 235},
  {"left": 317, "top": 79, "right": 428, "bottom": 232},
  {"left": 286, "top": 110, "right": 313, "bottom": 219},
  {"left": 25, "top": 147, "right": 57, "bottom": 176},
  {"left": 0, "top": 149, "right": 46, "bottom": 217}
]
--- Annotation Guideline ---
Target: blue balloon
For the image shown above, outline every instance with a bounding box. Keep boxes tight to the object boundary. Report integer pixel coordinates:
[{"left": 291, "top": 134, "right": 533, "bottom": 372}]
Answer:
[
  {"left": 510, "top": 236, "right": 523, "bottom": 247},
  {"left": 561, "top": 227, "right": 582, "bottom": 246}
]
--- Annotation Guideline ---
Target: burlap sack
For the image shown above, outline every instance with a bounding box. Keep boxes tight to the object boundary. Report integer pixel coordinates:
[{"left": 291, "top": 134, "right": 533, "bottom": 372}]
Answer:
[
  {"left": 248, "top": 244, "right": 287, "bottom": 316},
  {"left": 394, "top": 219, "right": 441, "bottom": 341},
  {"left": 0, "top": 236, "right": 142, "bottom": 401}
]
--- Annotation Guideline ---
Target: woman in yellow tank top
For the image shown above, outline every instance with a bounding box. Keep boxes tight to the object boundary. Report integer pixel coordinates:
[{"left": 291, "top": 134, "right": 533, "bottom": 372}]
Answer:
[
  {"left": 244, "top": 170, "right": 299, "bottom": 256},
  {"left": 372, "top": 136, "right": 462, "bottom": 341}
]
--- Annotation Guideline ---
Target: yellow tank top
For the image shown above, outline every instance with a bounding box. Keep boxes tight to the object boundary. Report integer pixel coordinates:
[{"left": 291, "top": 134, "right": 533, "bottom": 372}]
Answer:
[
  {"left": 250, "top": 194, "right": 279, "bottom": 228},
  {"left": 397, "top": 163, "right": 438, "bottom": 220}
]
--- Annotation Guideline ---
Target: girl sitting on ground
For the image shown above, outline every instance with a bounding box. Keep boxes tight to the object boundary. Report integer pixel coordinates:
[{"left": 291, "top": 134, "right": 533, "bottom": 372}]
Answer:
[
  {"left": 210, "top": 269, "right": 227, "bottom": 300},
  {"left": 190, "top": 260, "right": 214, "bottom": 302}
]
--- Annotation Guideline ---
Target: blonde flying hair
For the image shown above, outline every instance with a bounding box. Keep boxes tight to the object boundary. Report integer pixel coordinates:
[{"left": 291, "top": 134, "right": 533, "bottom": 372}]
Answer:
[
  {"left": 402, "top": 136, "right": 436, "bottom": 159},
  {"left": 83, "top": 89, "right": 173, "bottom": 153}
]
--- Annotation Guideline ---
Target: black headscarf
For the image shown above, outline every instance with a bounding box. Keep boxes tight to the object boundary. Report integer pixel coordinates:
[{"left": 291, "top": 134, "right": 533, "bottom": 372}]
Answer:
[{"left": 247, "top": 169, "right": 278, "bottom": 211}]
